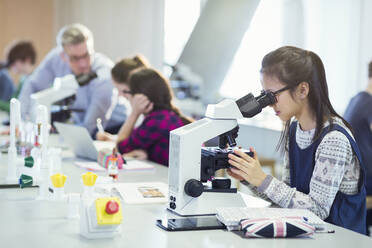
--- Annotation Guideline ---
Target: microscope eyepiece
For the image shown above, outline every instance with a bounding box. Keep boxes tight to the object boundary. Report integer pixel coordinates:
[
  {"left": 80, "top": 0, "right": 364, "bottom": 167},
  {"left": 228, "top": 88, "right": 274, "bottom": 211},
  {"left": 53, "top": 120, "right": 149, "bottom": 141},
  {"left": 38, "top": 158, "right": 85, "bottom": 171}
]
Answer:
[
  {"left": 236, "top": 90, "right": 277, "bottom": 118},
  {"left": 236, "top": 84, "right": 298, "bottom": 118},
  {"left": 256, "top": 90, "right": 277, "bottom": 109}
]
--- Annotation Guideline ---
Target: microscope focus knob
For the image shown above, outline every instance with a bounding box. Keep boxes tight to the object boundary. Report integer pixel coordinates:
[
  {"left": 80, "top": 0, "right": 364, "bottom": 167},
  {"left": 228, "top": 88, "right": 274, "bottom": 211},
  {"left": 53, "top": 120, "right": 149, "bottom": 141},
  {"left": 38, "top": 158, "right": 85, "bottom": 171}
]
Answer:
[{"left": 184, "top": 179, "right": 204, "bottom": 198}]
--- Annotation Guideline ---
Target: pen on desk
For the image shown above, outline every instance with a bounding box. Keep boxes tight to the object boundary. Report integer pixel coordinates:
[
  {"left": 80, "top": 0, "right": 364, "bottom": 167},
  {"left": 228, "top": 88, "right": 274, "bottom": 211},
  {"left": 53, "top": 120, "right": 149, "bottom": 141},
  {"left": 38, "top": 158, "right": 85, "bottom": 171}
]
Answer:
[{"left": 96, "top": 118, "right": 104, "bottom": 133}]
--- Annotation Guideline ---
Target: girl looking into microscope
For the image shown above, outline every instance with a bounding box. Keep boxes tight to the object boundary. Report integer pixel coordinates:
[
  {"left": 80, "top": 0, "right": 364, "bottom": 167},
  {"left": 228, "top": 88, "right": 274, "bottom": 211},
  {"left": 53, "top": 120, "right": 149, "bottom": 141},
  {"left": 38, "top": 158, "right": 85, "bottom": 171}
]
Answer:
[
  {"left": 116, "top": 68, "right": 192, "bottom": 166},
  {"left": 227, "top": 46, "right": 367, "bottom": 234}
]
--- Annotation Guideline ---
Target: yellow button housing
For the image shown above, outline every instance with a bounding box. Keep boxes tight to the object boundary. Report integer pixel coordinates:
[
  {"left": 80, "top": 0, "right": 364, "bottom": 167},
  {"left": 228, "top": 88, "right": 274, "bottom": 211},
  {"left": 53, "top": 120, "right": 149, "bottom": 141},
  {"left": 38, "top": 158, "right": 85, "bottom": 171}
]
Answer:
[
  {"left": 50, "top": 173, "right": 67, "bottom": 188},
  {"left": 95, "top": 197, "right": 123, "bottom": 225},
  {"left": 82, "top": 172, "right": 97, "bottom": 186}
]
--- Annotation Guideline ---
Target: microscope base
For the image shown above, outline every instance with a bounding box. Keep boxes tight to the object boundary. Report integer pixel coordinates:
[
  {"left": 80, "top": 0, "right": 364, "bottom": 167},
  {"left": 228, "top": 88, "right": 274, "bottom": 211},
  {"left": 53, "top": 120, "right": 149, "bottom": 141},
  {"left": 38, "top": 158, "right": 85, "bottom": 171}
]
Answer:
[{"left": 169, "top": 191, "right": 246, "bottom": 216}]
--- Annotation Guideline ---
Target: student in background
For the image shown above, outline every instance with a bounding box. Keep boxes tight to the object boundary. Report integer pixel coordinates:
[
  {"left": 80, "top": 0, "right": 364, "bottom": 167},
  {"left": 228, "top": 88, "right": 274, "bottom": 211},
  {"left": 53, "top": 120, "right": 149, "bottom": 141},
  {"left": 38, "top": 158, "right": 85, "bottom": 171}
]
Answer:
[
  {"left": 111, "top": 55, "right": 150, "bottom": 101},
  {"left": 0, "top": 40, "right": 36, "bottom": 112},
  {"left": 18, "top": 23, "right": 126, "bottom": 135},
  {"left": 116, "top": 68, "right": 192, "bottom": 166},
  {"left": 343, "top": 60, "right": 372, "bottom": 235},
  {"left": 227, "top": 46, "right": 367, "bottom": 234},
  {"left": 96, "top": 55, "right": 150, "bottom": 140}
]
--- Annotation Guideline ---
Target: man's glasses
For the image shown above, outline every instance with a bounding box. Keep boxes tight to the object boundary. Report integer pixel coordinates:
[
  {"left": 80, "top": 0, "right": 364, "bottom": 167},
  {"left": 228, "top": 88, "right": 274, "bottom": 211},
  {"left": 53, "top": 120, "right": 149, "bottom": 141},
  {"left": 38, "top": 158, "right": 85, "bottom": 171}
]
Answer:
[{"left": 65, "top": 52, "right": 91, "bottom": 63}]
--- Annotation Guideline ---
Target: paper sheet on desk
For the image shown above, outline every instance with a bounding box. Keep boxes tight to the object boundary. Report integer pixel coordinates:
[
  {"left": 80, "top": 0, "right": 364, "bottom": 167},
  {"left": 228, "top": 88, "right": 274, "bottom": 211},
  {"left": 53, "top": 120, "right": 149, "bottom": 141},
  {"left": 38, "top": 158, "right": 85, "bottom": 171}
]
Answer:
[
  {"left": 123, "top": 160, "right": 154, "bottom": 170},
  {"left": 75, "top": 161, "right": 106, "bottom": 171},
  {"left": 75, "top": 160, "right": 154, "bottom": 171},
  {"left": 95, "top": 182, "right": 168, "bottom": 204}
]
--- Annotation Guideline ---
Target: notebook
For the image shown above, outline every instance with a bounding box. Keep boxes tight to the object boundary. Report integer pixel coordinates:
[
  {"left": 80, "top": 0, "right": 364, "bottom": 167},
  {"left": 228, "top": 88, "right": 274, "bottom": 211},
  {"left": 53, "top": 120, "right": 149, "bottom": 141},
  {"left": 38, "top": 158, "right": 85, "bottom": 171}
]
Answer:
[{"left": 216, "top": 207, "right": 326, "bottom": 231}]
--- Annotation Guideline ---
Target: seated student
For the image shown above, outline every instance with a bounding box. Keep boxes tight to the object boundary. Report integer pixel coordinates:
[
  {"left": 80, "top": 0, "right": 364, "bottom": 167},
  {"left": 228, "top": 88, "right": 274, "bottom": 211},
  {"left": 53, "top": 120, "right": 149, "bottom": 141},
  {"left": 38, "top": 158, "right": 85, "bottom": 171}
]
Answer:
[
  {"left": 343, "top": 60, "right": 372, "bottom": 235},
  {"left": 227, "top": 46, "right": 367, "bottom": 234},
  {"left": 0, "top": 40, "right": 36, "bottom": 112},
  {"left": 116, "top": 68, "right": 192, "bottom": 166},
  {"left": 96, "top": 55, "right": 150, "bottom": 139}
]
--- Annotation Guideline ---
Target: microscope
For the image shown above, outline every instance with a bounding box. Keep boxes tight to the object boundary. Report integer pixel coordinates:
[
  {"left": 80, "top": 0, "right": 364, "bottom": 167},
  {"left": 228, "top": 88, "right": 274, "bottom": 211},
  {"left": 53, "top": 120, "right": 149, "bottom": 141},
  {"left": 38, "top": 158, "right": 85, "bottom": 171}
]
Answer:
[
  {"left": 30, "top": 71, "right": 99, "bottom": 123},
  {"left": 167, "top": 90, "right": 276, "bottom": 216}
]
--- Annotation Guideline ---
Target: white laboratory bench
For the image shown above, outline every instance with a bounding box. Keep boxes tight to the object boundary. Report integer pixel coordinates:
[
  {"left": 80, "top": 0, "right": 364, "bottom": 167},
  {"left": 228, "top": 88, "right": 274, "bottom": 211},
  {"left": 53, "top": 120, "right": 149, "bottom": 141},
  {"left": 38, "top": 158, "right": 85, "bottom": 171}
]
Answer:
[{"left": 0, "top": 134, "right": 371, "bottom": 247}]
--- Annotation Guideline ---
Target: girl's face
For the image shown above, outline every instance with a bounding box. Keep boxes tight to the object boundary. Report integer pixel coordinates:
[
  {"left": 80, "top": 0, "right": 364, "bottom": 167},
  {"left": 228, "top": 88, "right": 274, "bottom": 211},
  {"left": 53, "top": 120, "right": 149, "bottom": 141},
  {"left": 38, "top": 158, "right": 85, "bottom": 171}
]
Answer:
[
  {"left": 113, "top": 80, "right": 133, "bottom": 101},
  {"left": 261, "top": 73, "right": 301, "bottom": 122}
]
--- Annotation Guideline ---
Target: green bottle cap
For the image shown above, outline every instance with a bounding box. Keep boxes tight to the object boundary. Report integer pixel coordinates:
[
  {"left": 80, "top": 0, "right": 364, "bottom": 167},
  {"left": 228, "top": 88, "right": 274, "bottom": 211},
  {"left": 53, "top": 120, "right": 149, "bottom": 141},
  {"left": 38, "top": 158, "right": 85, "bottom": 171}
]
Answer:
[
  {"left": 19, "top": 174, "right": 33, "bottom": 188},
  {"left": 24, "top": 156, "right": 34, "bottom": 168}
]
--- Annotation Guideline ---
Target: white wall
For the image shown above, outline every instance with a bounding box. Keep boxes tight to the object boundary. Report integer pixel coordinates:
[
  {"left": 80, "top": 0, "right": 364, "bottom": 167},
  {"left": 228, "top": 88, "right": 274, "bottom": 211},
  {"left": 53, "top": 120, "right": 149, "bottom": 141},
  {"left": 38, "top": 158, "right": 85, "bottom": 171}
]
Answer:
[
  {"left": 54, "top": 0, "right": 164, "bottom": 69},
  {"left": 280, "top": 0, "right": 372, "bottom": 113},
  {"left": 301, "top": 0, "right": 362, "bottom": 113},
  {"left": 217, "top": 0, "right": 372, "bottom": 115},
  {"left": 357, "top": 0, "right": 372, "bottom": 91},
  {"left": 0, "top": 0, "right": 55, "bottom": 66}
]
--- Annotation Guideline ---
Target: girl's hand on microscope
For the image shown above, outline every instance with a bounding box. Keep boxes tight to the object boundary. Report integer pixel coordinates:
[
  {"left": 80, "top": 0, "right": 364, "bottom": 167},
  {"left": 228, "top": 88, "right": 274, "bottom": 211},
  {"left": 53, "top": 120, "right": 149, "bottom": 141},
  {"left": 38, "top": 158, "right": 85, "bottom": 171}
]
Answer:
[{"left": 227, "top": 147, "right": 267, "bottom": 187}]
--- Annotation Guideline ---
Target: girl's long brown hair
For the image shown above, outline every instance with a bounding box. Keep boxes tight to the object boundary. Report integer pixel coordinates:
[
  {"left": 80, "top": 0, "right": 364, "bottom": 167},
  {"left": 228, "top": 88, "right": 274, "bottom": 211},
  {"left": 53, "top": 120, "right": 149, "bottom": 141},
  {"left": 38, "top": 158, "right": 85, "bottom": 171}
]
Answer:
[{"left": 128, "top": 68, "right": 193, "bottom": 125}]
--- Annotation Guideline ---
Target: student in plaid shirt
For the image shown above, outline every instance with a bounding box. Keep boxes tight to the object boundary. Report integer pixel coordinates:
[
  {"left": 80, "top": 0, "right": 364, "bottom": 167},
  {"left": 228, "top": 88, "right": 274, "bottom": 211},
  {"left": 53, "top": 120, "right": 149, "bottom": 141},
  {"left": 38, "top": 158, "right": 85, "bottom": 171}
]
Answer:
[{"left": 116, "top": 68, "right": 192, "bottom": 166}]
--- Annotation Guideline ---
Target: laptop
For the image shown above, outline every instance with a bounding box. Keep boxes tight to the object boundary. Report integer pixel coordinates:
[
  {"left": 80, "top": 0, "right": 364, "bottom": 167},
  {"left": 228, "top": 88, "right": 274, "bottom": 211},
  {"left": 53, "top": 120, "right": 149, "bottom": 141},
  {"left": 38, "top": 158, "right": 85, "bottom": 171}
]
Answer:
[{"left": 54, "top": 122, "right": 115, "bottom": 161}]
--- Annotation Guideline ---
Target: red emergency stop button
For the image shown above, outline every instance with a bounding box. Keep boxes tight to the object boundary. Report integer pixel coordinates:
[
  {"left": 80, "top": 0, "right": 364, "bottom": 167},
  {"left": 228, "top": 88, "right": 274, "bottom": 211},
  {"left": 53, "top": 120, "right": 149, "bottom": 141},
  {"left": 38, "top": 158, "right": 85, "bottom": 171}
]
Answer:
[{"left": 105, "top": 200, "right": 119, "bottom": 214}]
